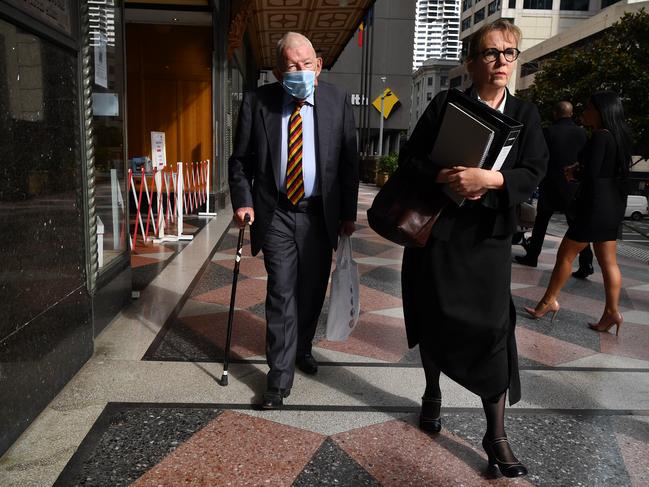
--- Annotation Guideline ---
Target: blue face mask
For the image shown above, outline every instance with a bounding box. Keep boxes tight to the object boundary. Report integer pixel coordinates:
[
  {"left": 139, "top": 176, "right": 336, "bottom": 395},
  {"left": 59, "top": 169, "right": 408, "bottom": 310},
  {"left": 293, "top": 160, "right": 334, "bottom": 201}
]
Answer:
[{"left": 281, "top": 70, "right": 315, "bottom": 100}]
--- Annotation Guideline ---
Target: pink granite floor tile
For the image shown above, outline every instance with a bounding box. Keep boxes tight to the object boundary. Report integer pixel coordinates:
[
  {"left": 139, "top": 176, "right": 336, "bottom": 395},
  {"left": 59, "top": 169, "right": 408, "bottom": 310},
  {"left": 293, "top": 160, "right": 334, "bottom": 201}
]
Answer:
[
  {"left": 132, "top": 411, "right": 324, "bottom": 487},
  {"left": 359, "top": 286, "right": 404, "bottom": 313},
  {"left": 332, "top": 419, "right": 533, "bottom": 487},
  {"left": 133, "top": 244, "right": 175, "bottom": 255},
  {"left": 614, "top": 428, "right": 649, "bottom": 487},
  {"left": 317, "top": 314, "right": 408, "bottom": 362},
  {"left": 193, "top": 279, "right": 267, "bottom": 309},
  {"left": 599, "top": 323, "right": 649, "bottom": 361},
  {"left": 510, "top": 267, "right": 544, "bottom": 287},
  {"left": 627, "top": 289, "right": 649, "bottom": 312},
  {"left": 238, "top": 257, "right": 269, "bottom": 279},
  {"left": 516, "top": 326, "right": 596, "bottom": 366},
  {"left": 175, "top": 310, "right": 266, "bottom": 359},
  {"left": 130, "top": 255, "right": 163, "bottom": 268}
]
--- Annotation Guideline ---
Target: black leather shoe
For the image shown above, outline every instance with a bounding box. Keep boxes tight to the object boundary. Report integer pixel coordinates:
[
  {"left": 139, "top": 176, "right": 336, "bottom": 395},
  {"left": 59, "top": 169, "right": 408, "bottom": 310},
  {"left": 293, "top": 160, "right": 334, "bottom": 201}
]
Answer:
[
  {"left": 514, "top": 255, "right": 537, "bottom": 268},
  {"left": 261, "top": 388, "right": 291, "bottom": 410},
  {"left": 482, "top": 436, "right": 528, "bottom": 478},
  {"left": 572, "top": 265, "right": 594, "bottom": 279},
  {"left": 296, "top": 353, "right": 318, "bottom": 375},
  {"left": 419, "top": 396, "right": 442, "bottom": 433}
]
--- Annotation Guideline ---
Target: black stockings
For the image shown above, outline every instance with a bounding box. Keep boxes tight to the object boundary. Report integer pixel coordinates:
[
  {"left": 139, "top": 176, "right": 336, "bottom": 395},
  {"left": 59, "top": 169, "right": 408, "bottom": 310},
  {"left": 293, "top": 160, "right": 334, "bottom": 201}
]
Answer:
[
  {"left": 419, "top": 342, "right": 441, "bottom": 399},
  {"left": 482, "top": 391, "right": 519, "bottom": 463}
]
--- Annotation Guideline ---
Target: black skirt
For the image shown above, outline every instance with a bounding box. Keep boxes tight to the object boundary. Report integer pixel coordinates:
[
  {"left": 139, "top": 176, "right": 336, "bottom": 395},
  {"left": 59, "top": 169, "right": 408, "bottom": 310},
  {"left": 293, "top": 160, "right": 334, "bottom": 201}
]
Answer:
[
  {"left": 402, "top": 205, "right": 521, "bottom": 404},
  {"left": 567, "top": 178, "right": 625, "bottom": 242}
]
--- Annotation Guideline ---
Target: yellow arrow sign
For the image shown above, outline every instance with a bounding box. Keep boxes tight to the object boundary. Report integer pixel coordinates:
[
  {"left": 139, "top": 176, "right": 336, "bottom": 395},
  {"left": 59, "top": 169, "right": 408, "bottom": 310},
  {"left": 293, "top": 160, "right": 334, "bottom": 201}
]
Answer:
[{"left": 372, "top": 88, "right": 399, "bottom": 119}]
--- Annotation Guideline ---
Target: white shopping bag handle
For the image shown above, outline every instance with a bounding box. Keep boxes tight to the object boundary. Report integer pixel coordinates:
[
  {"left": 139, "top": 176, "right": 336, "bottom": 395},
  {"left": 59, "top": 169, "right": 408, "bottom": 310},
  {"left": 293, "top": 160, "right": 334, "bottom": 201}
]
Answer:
[{"left": 337, "top": 234, "right": 353, "bottom": 267}]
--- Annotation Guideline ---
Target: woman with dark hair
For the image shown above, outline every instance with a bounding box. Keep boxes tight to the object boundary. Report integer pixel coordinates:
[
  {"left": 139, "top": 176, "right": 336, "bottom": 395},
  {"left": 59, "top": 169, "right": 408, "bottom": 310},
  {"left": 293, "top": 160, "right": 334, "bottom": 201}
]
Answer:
[
  {"left": 525, "top": 91, "right": 632, "bottom": 335},
  {"left": 400, "top": 20, "right": 547, "bottom": 478}
]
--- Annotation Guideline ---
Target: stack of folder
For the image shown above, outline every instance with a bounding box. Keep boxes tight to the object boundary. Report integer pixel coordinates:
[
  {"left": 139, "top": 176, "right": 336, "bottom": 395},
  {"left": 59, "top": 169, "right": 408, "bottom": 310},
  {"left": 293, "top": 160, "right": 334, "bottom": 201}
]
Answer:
[{"left": 430, "top": 89, "right": 523, "bottom": 204}]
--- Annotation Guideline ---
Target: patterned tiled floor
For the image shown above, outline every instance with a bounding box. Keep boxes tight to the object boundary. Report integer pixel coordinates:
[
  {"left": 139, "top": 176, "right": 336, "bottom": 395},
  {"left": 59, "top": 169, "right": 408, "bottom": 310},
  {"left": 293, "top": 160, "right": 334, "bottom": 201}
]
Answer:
[{"left": 21, "top": 184, "right": 649, "bottom": 486}]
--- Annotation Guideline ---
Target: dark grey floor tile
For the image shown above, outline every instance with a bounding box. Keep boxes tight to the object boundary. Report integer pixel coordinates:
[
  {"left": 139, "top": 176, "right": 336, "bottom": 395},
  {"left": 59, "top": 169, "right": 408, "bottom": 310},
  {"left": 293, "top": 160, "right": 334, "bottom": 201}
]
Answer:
[
  {"left": 292, "top": 438, "right": 381, "bottom": 487},
  {"left": 55, "top": 406, "right": 221, "bottom": 487}
]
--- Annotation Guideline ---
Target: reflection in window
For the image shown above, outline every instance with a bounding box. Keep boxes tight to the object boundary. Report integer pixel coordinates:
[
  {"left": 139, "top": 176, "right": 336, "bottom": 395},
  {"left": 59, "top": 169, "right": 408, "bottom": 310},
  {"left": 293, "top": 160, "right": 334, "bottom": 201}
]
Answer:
[
  {"left": 560, "top": 0, "right": 589, "bottom": 9},
  {"left": 90, "top": 0, "right": 127, "bottom": 270},
  {"left": 488, "top": 0, "right": 502, "bottom": 15},
  {"left": 474, "top": 8, "right": 486, "bottom": 23},
  {"left": 523, "top": 0, "right": 552, "bottom": 8}
]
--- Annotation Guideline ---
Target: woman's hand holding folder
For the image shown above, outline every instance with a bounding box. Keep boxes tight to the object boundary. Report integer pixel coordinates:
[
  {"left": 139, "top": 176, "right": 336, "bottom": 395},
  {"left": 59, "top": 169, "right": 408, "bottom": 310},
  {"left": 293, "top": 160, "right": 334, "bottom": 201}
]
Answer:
[{"left": 438, "top": 165, "right": 505, "bottom": 200}]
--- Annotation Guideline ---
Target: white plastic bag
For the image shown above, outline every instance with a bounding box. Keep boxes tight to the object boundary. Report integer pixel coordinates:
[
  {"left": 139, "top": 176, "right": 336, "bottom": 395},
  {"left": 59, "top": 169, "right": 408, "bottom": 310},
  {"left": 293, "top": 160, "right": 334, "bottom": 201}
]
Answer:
[{"left": 325, "top": 234, "right": 360, "bottom": 341}]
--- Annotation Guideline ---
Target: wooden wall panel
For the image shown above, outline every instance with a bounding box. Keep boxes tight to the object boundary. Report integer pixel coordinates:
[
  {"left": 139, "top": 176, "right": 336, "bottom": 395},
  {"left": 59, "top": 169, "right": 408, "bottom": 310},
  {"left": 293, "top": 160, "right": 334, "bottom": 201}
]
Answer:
[{"left": 126, "top": 24, "right": 212, "bottom": 167}]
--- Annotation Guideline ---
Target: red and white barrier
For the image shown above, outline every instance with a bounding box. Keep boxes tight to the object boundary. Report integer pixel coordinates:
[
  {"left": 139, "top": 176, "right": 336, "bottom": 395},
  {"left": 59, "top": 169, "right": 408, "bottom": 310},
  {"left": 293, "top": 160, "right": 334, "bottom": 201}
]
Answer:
[{"left": 128, "top": 160, "right": 215, "bottom": 249}]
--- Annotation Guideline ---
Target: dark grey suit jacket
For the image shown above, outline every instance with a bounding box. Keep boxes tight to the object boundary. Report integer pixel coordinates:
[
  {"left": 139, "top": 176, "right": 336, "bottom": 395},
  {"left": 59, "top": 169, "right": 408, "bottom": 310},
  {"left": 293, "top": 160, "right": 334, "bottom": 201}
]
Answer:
[
  {"left": 228, "top": 81, "right": 359, "bottom": 255},
  {"left": 540, "top": 118, "right": 587, "bottom": 211}
]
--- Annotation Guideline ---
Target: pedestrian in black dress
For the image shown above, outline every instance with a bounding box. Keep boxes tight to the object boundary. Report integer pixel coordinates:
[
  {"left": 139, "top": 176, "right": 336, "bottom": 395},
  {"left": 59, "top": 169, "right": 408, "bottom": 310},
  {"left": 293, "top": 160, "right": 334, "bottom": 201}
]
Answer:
[
  {"left": 525, "top": 92, "right": 632, "bottom": 336},
  {"left": 400, "top": 20, "right": 548, "bottom": 478}
]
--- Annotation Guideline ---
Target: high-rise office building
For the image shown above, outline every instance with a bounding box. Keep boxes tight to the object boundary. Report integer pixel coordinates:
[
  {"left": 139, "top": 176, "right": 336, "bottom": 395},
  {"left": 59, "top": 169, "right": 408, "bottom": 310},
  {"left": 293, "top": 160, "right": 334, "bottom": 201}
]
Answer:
[{"left": 412, "top": 0, "right": 462, "bottom": 70}]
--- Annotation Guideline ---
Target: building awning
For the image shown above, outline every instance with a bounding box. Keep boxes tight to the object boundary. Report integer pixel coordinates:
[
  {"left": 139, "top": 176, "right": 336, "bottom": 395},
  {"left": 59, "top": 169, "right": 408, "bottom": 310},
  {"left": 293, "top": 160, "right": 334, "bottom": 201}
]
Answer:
[{"left": 236, "top": 0, "right": 375, "bottom": 70}]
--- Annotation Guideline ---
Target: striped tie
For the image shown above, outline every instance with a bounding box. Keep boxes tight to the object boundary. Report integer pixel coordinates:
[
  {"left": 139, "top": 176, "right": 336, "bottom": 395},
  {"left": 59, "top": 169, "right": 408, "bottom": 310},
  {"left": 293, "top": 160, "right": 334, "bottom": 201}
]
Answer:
[{"left": 286, "top": 101, "right": 305, "bottom": 205}]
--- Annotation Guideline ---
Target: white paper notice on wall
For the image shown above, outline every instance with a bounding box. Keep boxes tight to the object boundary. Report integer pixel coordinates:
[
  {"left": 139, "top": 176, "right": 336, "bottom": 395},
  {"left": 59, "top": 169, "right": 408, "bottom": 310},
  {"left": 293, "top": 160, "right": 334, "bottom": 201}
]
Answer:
[
  {"left": 151, "top": 132, "right": 167, "bottom": 170},
  {"left": 94, "top": 38, "right": 108, "bottom": 88}
]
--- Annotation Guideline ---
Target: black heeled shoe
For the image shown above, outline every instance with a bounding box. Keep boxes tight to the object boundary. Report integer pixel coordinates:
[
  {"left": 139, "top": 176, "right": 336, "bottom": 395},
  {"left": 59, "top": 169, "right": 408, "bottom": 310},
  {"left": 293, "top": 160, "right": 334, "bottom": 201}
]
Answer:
[
  {"left": 419, "top": 396, "right": 442, "bottom": 433},
  {"left": 482, "top": 436, "right": 528, "bottom": 478}
]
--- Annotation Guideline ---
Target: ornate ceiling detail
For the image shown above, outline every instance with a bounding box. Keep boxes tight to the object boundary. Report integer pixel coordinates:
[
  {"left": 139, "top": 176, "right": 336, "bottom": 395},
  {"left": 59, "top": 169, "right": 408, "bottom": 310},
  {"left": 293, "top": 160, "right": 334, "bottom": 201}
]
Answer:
[{"left": 244, "top": 0, "right": 375, "bottom": 69}]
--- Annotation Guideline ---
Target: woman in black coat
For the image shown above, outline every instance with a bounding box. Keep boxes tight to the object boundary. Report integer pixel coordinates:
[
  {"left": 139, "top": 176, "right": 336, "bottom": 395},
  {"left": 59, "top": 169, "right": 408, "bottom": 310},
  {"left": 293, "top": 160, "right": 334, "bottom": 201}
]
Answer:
[
  {"left": 525, "top": 92, "right": 632, "bottom": 335},
  {"left": 400, "top": 20, "right": 547, "bottom": 478}
]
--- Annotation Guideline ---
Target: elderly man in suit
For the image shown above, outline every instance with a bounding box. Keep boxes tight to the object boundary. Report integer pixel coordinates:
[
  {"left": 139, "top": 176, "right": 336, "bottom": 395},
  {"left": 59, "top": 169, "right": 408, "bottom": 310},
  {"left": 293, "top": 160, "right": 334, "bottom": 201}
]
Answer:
[
  {"left": 228, "top": 32, "right": 359, "bottom": 409},
  {"left": 516, "top": 101, "right": 593, "bottom": 276}
]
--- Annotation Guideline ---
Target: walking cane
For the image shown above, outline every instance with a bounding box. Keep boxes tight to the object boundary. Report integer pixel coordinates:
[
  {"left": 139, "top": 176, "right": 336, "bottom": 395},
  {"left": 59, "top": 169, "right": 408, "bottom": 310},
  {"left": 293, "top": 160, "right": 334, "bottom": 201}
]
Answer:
[{"left": 219, "top": 213, "right": 250, "bottom": 386}]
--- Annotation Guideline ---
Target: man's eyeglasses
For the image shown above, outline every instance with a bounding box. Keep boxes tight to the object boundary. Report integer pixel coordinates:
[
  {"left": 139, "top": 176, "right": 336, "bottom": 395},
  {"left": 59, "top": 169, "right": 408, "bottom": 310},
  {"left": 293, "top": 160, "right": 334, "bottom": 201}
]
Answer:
[{"left": 481, "top": 48, "right": 520, "bottom": 63}]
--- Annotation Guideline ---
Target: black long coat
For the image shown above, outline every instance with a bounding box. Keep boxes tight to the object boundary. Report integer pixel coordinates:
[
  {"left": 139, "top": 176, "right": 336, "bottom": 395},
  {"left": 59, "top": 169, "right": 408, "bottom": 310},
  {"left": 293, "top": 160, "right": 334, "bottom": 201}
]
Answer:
[{"left": 401, "top": 89, "right": 548, "bottom": 405}]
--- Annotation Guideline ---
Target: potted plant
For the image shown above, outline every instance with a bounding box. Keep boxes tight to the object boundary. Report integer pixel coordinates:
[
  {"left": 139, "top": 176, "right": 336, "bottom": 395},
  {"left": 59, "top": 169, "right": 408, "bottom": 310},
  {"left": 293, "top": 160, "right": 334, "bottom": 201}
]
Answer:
[{"left": 376, "top": 153, "right": 398, "bottom": 187}]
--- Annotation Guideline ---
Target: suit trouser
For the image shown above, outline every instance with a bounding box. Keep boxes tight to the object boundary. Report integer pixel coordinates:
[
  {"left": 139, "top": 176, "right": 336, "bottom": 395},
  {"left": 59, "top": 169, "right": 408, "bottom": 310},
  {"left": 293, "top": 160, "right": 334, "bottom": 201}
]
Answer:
[
  {"left": 528, "top": 204, "right": 593, "bottom": 269},
  {"left": 262, "top": 198, "right": 332, "bottom": 390}
]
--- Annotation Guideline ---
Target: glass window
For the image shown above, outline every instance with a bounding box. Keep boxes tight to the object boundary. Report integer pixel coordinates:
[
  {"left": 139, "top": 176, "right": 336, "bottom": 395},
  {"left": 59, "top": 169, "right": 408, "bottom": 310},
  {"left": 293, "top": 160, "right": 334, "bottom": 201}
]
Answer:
[
  {"left": 427, "top": 77, "right": 433, "bottom": 86},
  {"left": 601, "top": 0, "right": 620, "bottom": 7},
  {"left": 509, "top": 0, "right": 517, "bottom": 7},
  {"left": 441, "top": 75, "right": 448, "bottom": 87},
  {"left": 474, "top": 8, "right": 486, "bottom": 23},
  {"left": 560, "top": 0, "right": 589, "bottom": 9},
  {"left": 90, "top": 0, "right": 127, "bottom": 271},
  {"left": 462, "top": 17, "right": 472, "bottom": 31},
  {"left": 523, "top": 0, "right": 552, "bottom": 8},
  {"left": 488, "top": 0, "right": 502, "bottom": 14},
  {"left": 427, "top": 92, "right": 433, "bottom": 101}
]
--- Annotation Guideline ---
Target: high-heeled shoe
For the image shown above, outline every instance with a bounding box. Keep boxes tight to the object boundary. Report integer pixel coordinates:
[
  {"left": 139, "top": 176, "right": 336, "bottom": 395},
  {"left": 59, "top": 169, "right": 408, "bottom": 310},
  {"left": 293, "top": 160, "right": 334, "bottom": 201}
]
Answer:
[
  {"left": 482, "top": 436, "right": 528, "bottom": 478},
  {"left": 419, "top": 396, "right": 442, "bottom": 433},
  {"left": 524, "top": 299, "right": 560, "bottom": 322},
  {"left": 588, "top": 312, "right": 623, "bottom": 336}
]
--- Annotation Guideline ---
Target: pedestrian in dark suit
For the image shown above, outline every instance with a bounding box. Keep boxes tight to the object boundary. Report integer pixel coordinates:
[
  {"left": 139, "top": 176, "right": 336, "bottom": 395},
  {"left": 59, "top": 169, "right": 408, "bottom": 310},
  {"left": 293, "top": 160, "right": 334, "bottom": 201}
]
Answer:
[
  {"left": 400, "top": 20, "right": 547, "bottom": 478},
  {"left": 228, "top": 32, "right": 359, "bottom": 409},
  {"left": 515, "top": 101, "right": 594, "bottom": 276}
]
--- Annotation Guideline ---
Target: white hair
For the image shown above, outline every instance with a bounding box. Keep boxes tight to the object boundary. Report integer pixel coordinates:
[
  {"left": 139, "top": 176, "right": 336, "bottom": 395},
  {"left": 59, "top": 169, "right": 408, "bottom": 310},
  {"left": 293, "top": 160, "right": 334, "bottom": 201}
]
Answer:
[{"left": 275, "top": 32, "right": 315, "bottom": 68}]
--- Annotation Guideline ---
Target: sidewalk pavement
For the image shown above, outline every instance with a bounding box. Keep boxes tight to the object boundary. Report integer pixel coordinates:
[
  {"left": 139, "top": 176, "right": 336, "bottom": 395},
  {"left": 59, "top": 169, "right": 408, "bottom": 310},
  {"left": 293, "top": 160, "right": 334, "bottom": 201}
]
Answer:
[{"left": 1, "top": 183, "right": 648, "bottom": 487}]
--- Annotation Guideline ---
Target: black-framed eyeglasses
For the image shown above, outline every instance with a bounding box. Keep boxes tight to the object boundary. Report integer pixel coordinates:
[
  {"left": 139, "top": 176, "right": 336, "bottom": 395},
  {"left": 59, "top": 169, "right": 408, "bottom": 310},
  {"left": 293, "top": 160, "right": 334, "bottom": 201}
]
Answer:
[{"left": 481, "top": 48, "right": 520, "bottom": 62}]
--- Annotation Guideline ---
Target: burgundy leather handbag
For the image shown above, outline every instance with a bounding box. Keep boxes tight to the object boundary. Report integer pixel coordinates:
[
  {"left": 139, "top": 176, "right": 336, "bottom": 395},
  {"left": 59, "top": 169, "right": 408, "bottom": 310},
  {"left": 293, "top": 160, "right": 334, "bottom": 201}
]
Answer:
[{"left": 367, "top": 164, "right": 448, "bottom": 247}]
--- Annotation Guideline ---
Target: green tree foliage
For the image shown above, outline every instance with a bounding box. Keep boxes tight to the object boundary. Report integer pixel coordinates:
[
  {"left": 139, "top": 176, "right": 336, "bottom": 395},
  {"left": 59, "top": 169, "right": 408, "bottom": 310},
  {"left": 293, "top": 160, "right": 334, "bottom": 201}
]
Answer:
[{"left": 519, "top": 9, "right": 649, "bottom": 155}]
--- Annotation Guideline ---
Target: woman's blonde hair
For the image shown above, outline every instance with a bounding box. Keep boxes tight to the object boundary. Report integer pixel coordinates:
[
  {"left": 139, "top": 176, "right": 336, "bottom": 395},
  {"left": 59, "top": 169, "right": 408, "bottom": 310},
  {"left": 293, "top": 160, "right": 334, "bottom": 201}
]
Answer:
[{"left": 467, "top": 20, "right": 522, "bottom": 60}]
